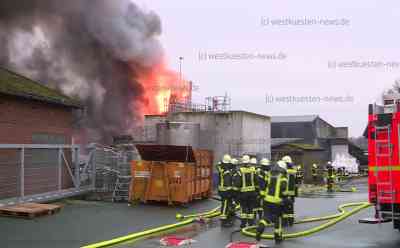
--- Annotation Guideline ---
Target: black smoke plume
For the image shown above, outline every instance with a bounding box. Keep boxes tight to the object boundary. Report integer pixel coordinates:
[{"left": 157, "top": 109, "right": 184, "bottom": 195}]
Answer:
[{"left": 0, "top": 0, "right": 163, "bottom": 143}]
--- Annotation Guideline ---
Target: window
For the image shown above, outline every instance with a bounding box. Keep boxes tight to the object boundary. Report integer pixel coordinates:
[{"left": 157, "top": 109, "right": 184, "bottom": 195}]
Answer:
[
  {"left": 32, "top": 133, "right": 66, "bottom": 144},
  {"left": 384, "top": 99, "right": 394, "bottom": 105}
]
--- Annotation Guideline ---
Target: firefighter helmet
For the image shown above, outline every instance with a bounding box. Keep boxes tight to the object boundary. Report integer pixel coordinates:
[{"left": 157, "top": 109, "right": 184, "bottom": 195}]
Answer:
[
  {"left": 242, "top": 155, "right": 250, "bottom": 164},
  {"left": 260, "top": 158, "right": 270, "bottom": 166},
  {"left": 313, "top": 163, "right": 318, "bottom": 168},
  {"left": 222, "top": 154, "right": 231, "bottom": 164},
  {"left": 277, "top": 160, "right": 287, "bottom": 170},
  {"left": 250, "top": 158, "right": 257, "bottom": 164},
  {"left": 231, "top": 158, "right": 238, "bottom": 165},
  {"left": 282, "top": 155, "right": 293, "bottom": 164}
]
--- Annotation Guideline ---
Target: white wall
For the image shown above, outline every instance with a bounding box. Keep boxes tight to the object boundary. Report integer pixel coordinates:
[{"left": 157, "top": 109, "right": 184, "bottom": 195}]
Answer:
[{"left": 145, "top": 111, "right": 272, "bottom": 167}]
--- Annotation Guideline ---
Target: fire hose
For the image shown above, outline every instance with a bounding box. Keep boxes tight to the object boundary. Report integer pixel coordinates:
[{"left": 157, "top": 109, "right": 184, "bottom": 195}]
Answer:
[
  {"left": 81, "top": 202, "right": 371, "bottom": 248},
  {"left": 81, "top": 207, "right": 220, "bottom": 248},
  {"left": 241, "top": 202, "right": 371, "bottom": 240}
]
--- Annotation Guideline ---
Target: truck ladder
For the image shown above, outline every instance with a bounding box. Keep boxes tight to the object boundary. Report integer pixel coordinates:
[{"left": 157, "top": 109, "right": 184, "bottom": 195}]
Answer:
[{"left": 374, "top": 125, "right": 395, "bottom": 222}]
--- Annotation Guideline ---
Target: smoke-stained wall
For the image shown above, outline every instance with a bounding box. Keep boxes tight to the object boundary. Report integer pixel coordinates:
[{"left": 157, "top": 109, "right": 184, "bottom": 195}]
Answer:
[{"left": 0, "top": 0, "right": 164, "bottom": 143}]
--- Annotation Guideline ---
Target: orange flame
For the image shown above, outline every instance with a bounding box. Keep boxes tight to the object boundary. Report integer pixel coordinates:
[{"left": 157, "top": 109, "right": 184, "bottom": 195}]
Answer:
[{"left": 137, "top": 63, "right": 191, "bottom": 115}]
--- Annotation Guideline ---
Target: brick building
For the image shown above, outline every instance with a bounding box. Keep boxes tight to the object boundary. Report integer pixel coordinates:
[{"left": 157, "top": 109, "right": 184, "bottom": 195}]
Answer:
[
  {"left": 0, "top": 67, "right": 82, "bottom": 199},
  {"left": 0, "top": 68, "right": 82, "bottom": 144}
]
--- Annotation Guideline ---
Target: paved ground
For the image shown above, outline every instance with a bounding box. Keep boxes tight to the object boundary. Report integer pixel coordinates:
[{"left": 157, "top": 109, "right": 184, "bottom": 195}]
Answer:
[
  {"left": 0, "top": 199, "right": 218, "bottom": 248},
  {"left": 1, "top": 179, "right": 400, "bottom": 248}
]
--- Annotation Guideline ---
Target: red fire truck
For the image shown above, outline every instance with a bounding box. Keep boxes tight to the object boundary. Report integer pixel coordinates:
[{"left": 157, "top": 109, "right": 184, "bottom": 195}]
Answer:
[{"left": 367, "top": 92, "right": 400, "bottom": 230}]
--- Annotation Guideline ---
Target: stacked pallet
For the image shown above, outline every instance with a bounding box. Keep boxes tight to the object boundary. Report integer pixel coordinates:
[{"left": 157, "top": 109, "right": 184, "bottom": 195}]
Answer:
[{"left": 0, "top": 203, "right": 62, "bottom": 219}]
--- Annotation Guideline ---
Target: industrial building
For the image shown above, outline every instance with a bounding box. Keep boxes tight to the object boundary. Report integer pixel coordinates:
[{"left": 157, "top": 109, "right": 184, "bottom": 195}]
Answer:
[
  {"left": 271, "top": 115, "right": 365, "bottom": 182},
  {"left": 144, "top": 110, "right": 271, "bottom": 165},
  {"left": 0, "top": 67, "right": 82, "bottom": 201}
]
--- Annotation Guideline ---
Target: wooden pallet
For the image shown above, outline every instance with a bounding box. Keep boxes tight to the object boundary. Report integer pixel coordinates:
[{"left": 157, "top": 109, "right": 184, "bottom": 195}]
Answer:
[{"left": 0, "top": 203, "right": 62, "bottom": 219}]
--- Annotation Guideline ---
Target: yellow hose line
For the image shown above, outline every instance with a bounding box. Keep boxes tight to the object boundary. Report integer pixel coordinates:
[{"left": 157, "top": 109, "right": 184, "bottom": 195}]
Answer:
[
  {"left": 82, "top": 201, "right": 370, "bottom": 247},
  {"left": 178, "top": 206, "right": 220, "bottom": 220},
  {"left": 81, "top": 208, "right": 221, "bottom": 248},
  {"left": 241, "top": 202, "right": 371, "bottom": 240}
]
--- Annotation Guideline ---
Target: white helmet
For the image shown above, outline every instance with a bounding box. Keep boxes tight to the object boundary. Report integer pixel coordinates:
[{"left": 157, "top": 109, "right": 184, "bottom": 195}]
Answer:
[
  {"left": 260, "top": 158, "right": 270, "bottom": 166},
  {"left": 222, "top": 154, "right": 231, "bottom": 164},
  {"left": 250, "top": 158, "right": 258, "bottom": 164},
  {"left": 277, "top": 160, "right": 287, "bottom": 170},
  {"left": 282, "top": 155, "right": 293, "bottom": 164},
  {"left": 242, "top": 155, "right": 250, "bottom": 164},
  {"left": 327, "top": 161, "right": 332, "bottom": 165},
  {"left": 231, "top": 158, "right": 239, "bottom": 165}
]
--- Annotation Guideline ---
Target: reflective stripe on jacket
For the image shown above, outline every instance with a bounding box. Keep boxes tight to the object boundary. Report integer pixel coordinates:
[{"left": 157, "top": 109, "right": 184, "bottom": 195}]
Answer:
[
  {"left": 217, "top": 163, "right": 234, "bottom": 191},
  {"left": 264, "top": 173, "right": 287, "bottom": 204},
  {"left": 239, "top": 166, "right": 256, "bottom": 192},
  {"left": 285, "top": 168, "right": 297, "bottom": 196}
]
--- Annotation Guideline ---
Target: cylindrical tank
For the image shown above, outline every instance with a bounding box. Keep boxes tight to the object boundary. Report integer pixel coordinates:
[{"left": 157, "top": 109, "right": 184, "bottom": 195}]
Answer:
[{"left": 156, "top": 122, "right": 200, "bottom": 149}]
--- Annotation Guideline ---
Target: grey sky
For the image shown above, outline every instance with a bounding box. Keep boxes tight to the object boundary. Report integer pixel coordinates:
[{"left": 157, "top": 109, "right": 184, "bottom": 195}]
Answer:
[{"left": 135, "top": 0, "right": 399, "bottom": 136}]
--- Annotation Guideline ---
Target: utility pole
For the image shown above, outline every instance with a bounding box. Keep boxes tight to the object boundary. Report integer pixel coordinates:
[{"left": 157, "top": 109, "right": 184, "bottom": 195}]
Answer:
[
  {"left": 179, "top": 56, "right": 185, "bottom": 106},
  {"left": 179, "top": 56, "right": 184, "bottom": 85}
]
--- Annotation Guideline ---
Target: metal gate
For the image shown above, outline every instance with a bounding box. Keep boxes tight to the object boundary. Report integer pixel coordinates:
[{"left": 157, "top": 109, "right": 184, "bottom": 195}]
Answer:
[{"left": 0, "top": 144, "right": 94, "bottom": 207}]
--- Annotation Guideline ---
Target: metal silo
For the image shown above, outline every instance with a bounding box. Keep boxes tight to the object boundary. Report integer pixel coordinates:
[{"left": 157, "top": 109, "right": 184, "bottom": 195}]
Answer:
[{"left": 156, "top": 122, "right": 200, "bottom": 149}]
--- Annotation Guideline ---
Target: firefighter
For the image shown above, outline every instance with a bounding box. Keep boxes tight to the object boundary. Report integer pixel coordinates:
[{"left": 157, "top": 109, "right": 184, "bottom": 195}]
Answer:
[
  {"left": 336, "top": 167, "right": 342, "bottom": 182},
  {"left": 312, "top": 163, "right": 318, "bottom": 185},
  {"left": 339, "top": 167, "right": 347, "bottom": 182},
  {"left": 217, "top": 154, "right": 236, "bottom": 227},
  {"left": 256, "top": 160, "right": 288, "bottom": 244},
  {"left": 256, "top": 158, "right": 271, "bottom": 221},
  {"left": 282, "top": 155, "right": 297, "bottom": 226},
  {"left": 325, "top": 162, "right": 335, "bottom": 192},
  {"left": 234, "top": 155, "right": 258, "bottom": 228},
  {"left": 230, "top": 158, "right": 240, "bottom": 209},
  {"left": 249, "top": 158, "right": 263, "bottom": 221},
  {"left": 296, "top": 165, "right": 304, "bottom": 185}
]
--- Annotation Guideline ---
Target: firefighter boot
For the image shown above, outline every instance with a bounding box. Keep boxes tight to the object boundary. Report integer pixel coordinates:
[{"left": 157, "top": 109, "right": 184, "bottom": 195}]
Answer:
[
  {"left": 289, "top": 216, "right": 295, "bottom": 226},
  {"left": 282, "top": 214, "right": 290, "bottom": 227},
  {"left": 256, "top": 230, "right": 263, "bottom": 242},
  {"left": 274, "top": 232, "right": 283, "bottom": 244},
  {"left": 256, "top": 220, "right": 267, "bottom": 241},
  {"left": 240, "top": 219, "right": 247, "bottom": 229}
]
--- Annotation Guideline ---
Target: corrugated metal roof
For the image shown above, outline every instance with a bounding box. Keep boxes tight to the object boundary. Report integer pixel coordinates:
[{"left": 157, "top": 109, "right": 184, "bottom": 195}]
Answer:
[
  {"left": 271, "top": 138, "right": 304, "bottom": 147},
  {"left": 0, "top": 67, "right": 82, "bottom": 108},
  {"left": 271, "top": 115, "right": 319, "bottom": 123},
  {"left": 272, "top": 142, "right": 324, "bottom": 151}
]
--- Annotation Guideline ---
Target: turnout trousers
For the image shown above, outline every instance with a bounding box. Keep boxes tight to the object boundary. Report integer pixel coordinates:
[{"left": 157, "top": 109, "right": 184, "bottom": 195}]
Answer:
[
  {"left": 238, "top": 191, "right": 257, "bottom": 228},
  {"left": 219, "top": 191, "right": 235, "bottom": 226},
  {"left": 283, "top": 196, "right": 295, "bottom": 226},
  {"left": 256, "top": 202, "right": 284, "bottom": 244}
]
